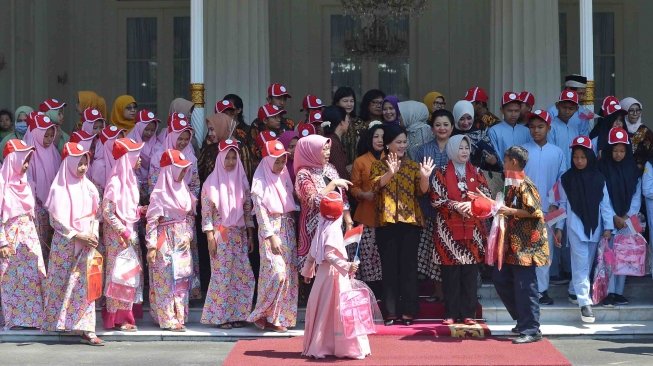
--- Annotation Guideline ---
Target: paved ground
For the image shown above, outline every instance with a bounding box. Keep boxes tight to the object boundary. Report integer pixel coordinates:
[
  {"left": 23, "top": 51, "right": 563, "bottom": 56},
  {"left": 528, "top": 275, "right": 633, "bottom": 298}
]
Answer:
[{"left": 1, "top": 337, "right": 652, "bottom": 365}]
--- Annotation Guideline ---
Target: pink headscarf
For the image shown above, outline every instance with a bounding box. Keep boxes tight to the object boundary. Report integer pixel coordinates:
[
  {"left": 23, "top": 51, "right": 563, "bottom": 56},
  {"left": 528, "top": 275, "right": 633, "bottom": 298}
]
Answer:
[
  {"left": 310, "top": 213, "right": 344, "bottom": 265},
  {"left": 152, "top": 128, "right": 196, "bottom": 184},
  {"left": 103, "top": 147, "right": 143, "bottom": 227},
  {"left": 201, "top": 147, "right": 249, "bottom": 227},
  {"left": 127, "top": 120, "right": 159, "bottom": 182},
  {"left": 147, "top": 158, "right": 194, "bottom": 220},
  {"left": 0, "top": 149, "right": 35, "bottom": 222},
  {"left": 89, "top": 132, "right": 122, "bottom": 189},
  {"left": 82, "top": 119, "right": 103, "bottom": 135},
  {"left": 28, "top": 125, "right": 62, "bottom": 203},
  {"left": 293, "top": 134, "right": 330, "bottom": 174},
  {"left": 251, "top": 155, "right": 296, "bottom": 215},
  {"left": 45, "top": 152, "right": 99, "bottom": 233}
]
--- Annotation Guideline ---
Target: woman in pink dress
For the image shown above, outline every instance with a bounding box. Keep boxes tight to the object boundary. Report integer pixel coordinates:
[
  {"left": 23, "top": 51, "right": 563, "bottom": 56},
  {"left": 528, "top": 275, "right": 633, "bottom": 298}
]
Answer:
[
  {"left": 301, "top": 191, "right": 371, "bottom": 360},
  {"left": 42, "top": 142, "right": 103, "bottom": 345},
  {"left": 145, "top": 149, "right": 195, "bottom": 332},
  {"left": 88, "top": 125, "right": 126, "bottom": 197},
  {"left": 127, "top": 109, "right": 159, "bottom": 197},
  {"left": 248, "top": 140, "right": 298, "bottom": 332},
  {"left": 101, "top": 138, "right": 146, "bottom": 331},
  {"left": 200, "top": 139, "right": 255, "bottom": 329},
  {"left": 0, "top": 140, "right": 46, "bottom": 330}
]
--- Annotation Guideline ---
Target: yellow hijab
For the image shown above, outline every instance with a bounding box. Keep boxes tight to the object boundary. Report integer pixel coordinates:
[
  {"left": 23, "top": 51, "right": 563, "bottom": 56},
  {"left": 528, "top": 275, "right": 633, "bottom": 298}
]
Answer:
[
  {"left": 110, "top": 95, "right": 137, "bottom": 131},
  {"left": 423, "top": 91, "right": 445, "bottom": 113}
]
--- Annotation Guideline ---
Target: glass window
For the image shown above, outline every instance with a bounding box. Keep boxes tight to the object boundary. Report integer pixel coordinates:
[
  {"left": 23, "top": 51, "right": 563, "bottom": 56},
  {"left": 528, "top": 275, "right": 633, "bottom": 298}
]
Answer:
[
  {"left": 331, "top": 15, "right": 363, "bottom": 98},
  {"left": 593, "top": 12, "right": 615, "bottom": 106},
  {"left": 173, "top": 16, "right": 191, "bottom": 101},
  {"left": 126, "top": 17, "right": 158, "bottom": 113}
]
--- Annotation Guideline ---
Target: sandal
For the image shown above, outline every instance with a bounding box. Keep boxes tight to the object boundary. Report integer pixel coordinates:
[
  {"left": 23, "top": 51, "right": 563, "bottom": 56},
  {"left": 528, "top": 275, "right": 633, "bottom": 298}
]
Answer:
[
  {"left": 165, "top": 324, "right": 186, "bottom": 332},
  {"left": 253, "top": 318, "right": 266, "bottom": 330},
  {"left": 116, "top": 324, "right": 138, "bottom": 332},
  {"left": 80, "top": 332, "right": 105, "bottom": 346},
  {"left": 231, "top": 321, "right": 246, "bottom": 328},
  {"left": 265, "top": 322, "right": 288, "bottom": 333},
  {"left": 10, "top": 326, "right": 26, "bottom": 330},
  {"left": 217, "top": 322, "right": 232, "bottom": 329}
]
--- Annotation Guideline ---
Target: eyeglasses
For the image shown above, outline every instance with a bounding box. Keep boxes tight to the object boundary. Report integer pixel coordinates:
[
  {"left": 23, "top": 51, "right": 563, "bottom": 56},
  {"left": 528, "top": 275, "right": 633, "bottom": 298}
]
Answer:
[{"left": 628, "top": 109, "right": 642, "bottom": 114}]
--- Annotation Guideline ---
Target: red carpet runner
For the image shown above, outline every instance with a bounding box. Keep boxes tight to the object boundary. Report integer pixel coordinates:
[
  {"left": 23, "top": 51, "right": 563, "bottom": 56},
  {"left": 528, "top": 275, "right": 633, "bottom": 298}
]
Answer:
[
  {"left": 223, "top": 336, "right": 572, "bottom": 366},
  {"left": 373, "top": 321, "right": 490, "bottom": 338}
]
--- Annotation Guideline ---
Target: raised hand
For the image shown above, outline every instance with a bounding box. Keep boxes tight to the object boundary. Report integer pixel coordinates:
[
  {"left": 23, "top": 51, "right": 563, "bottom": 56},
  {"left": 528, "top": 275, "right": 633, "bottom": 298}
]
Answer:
[
  {"left": 385, "top": 153, "right": 400, "bottom": 175},
  {"left": 420, "top": 156, "right": 435, "bottom": 178}
]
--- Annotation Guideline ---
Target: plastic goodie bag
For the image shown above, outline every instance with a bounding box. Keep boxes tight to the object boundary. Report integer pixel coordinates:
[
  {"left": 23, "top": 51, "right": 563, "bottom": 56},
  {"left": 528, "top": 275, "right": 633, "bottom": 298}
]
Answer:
[
  {"left": 86, "top": 248, "right": 104, "bottom": 302},
  {"left": 592, "top": 237, "right": 614, "bottom": 304},
  {"left": 171, "top": 243, "right": 193, "bottom": 296},
  {"left": 613, "top": 228, "right": 647, "bottom": 276},
  {"left": 339, "top": 278, "right": 383, "bottom": 339},
  {"left": 106, "top": 246, "right": 143, "bottom": 302}
]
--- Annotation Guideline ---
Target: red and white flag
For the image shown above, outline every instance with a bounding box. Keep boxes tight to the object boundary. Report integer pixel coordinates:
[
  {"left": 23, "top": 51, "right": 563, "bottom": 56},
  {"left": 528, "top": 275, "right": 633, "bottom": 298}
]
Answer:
[
  {"left": 548, "top": 181, "right": 562, "bottom": 205},
  {"left": 626, "top": 215, "right": 644, "bottom": 234},
  {"left": 545, "top": 208, "right": 567, "bottom": 227},
  {"left": 504, "top": 170, "right": 525, "bottom": 188},
  {"left": 344, "top": 225, "right": 364, "bottom": 246}
]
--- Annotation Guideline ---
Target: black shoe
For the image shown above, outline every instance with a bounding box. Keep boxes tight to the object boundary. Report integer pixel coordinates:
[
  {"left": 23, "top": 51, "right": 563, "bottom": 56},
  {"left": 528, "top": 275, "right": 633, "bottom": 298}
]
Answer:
[
  {"left": 539, "top": 291, "right": 554, "bottom": 305},
  {"left": 384, "top": 319, "right": 395, "bottom": 326},
  {"left": 511, "top": 326, "right": 519, "bottom": 334},
  {"left": 613, "top": 294, "right": 629, "bottom": 305},
  {"left": 568, "top": 294, "right": 578, "bottom": 305},
  {"left": 512, "top": 332, "right": 543, "bottom": 344},
  {"left": 602, "top": 293, "right": 616, "bottom": 308},
  {"left": 580, "top": 305, "right": 595, "bottom": 323},
  {"left": 550, "top": 276, "right": 570, "bottom": 285}
]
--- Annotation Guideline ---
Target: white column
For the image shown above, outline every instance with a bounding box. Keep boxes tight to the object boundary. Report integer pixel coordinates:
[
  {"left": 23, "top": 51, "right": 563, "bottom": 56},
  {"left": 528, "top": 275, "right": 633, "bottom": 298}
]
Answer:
[
  {"left": 190, "top": 0, "right": 206, "bottom": 147},
  {"left": 490, "top": 0, "right": 561, "bottom": 113},
  {"left": 579, "top": 0, "right": 595, "bottom": 114},
  {"left": 204, "top": 0, "right": 270, "bottom": 125}
]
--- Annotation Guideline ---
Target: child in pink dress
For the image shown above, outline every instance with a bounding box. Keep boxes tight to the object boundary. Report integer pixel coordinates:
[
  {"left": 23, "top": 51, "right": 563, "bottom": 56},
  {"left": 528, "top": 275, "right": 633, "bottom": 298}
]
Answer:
[{"left": 301, "top": 191, "right": 371, "bottom": 360}]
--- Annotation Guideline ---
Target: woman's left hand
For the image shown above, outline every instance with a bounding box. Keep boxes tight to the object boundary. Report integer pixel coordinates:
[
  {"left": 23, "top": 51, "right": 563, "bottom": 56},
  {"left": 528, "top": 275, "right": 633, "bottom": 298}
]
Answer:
[{"left": 419, "top": 157, "right": 435, "bottom": 178}]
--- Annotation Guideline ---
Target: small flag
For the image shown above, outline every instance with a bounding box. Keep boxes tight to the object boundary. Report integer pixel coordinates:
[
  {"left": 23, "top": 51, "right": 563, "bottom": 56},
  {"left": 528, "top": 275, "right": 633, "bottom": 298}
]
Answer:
[
  {"left": 548, "top": 181, "right": 561, "bottom": 205},
  {"left": 344, "top": 225, "right": 364, "bottom": 246},
  {"left": 626, "top": 215, "right": 644, "bottom": 234},
  {"left": 579, "top": 110, "right": 596, "bottom": 120},
  {"left": 504, "top": 170, "right": 525, "bottom": 187},
  {"left": 545, "top": 208, "right": 567, "bottom": 227},
  {"left": 216, "top": 225, "right": 227, "bottom": 243}
]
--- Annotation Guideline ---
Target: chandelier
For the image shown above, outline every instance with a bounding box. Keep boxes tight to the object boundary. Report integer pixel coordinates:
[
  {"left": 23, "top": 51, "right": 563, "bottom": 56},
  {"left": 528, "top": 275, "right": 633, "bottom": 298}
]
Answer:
[{"left": 342, "top": 0, "right": 427, "bottom": 59}]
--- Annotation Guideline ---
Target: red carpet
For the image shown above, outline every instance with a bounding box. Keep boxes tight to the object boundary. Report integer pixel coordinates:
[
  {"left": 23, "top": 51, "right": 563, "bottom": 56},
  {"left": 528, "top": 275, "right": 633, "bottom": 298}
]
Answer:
[
  {"left": 373, "top": 321, "right": 490, "bottom": 338},
  {"left": 223, "top": 336, "right": 572, "bottom": 366}
]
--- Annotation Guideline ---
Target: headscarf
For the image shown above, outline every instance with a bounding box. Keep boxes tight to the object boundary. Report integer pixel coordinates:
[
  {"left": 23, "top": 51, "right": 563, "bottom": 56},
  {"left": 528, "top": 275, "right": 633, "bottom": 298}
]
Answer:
[
  {"left": 97, "top": 97, "right": 108, "bottom": 122},
  {"left": 309, "top": 195, "right": 344, "bottom": 265},
  {"left": 561, "top": 147, "right": 605, "bottom": 237},
  {"left": 13, "top": 106, "right": 33, "bottom": 137},
  {"left": 110, "top": 95, "right": 137, "bottom": 131},
  {"left": 423, "top": 91, "right": 445, "bottom": 114},
  {"left": 620, "top": 97, "right": 643, "bottom": 134},
  {"left": 127, "top": 119, "right": 159, "bottom": 181},
  {"left": 206, "top": 113, "right": 236, "bottom": 143},
  {"left": 599, "top": 141, "right": 639, "bottom": 217},
  {"left": 279, "top": 131, "right": 299, "bottom": 181},
  {"left": 168, "top": 98, "right": 194, "bottom": 117},
  {"left": 293, "top": 134, "right": 330, "bottom": 174},
  {"left": 82, "top": 113, "right": 105, "bottom": 136},
  {"left": 0, "top": 148, "right": 35, "bottom": 222},
  {"left": 446, "top": 134, "right": 471, "bottom": 177},
  {"left": 453, "top": 100, "right": 476, "bottom": 131},
  {"left": 251, "top": 155, "right": 296, "bottom": 214},
  {"left": 147, "top": 153, "right": 194, "bottom": 220},
  {"left": 591, "top": 113, "right": 625, "bottom": 153},
  {"left": 77, "top": 91, "right": 101, "bottom": 121},
  {"left": 152, "top": 127, "right": 196, "bottom": 185},
  {"left": 89, "top": 129, "right": 124, "bottom": 189},
  {"left": 382, "top": 95, "right": 401, "bottom": 125},
  {"left": 45, "top": 151, "right": 99, "bottom": 234},
  {"left": 103, "top": 145, "right": 143, "bottom": 226},
  {"left": 28, "top": 125, "right": 61, "bottom": 203},
  {"left": 201, "top": 147, "right": 249, "bottom": 227},
  {"left": 399, "top": 100, "right": 434, "bottom": 151}
]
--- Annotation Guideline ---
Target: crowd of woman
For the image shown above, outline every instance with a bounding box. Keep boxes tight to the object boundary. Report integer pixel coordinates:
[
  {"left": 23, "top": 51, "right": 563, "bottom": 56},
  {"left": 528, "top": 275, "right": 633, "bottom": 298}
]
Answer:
[{"left": 0, "top": 81, "right": 651, "bottom": 351}]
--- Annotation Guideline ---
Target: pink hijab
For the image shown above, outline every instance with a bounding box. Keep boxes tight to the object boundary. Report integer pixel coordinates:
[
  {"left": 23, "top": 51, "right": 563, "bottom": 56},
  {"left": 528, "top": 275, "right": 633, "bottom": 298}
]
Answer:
[
  {"left": 310, "top": 194, "right": 345, "bottom": 265},
  {"left": 89, "top": 128, "right": 125, "bottom": 189},
  {"left": 127, "top": 119, "right": 159, "bottom": 182},
  {"left": 251, "top": 155, "right": 296, "bottom": 215},
  {"left": 147, "top": 152, "right": 194, "bottom": 220},
  {"left": 152, "top": 127, "right": 196, "bottom": 184},
  {"left": 28, "top": 125, "right": 62, "bottom": 204},
  {"left": 201, "top": 147, "right": 249, "bottom": 227},
  {"left": 293, "top": 134, "right": 330, "bottom": 174},
  {"left": 45, "top": 151, "right": 99, "bottom": 233},
  {"left": 0, "top": 148, "right": 35, "bottom": 222},
  {"left": 103, "top": 145, "right": 143, "bottom": 227}
]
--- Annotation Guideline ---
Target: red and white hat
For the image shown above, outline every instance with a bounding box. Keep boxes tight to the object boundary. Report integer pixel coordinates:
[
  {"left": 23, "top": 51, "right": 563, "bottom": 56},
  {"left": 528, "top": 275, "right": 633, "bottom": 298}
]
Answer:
[
  {"left": 601, "top": 96, "right": 623, "bottom": 116},
  {"left": 255, "top": 130, "right": 277, "bottom": 148},
  {"left": 320, "top": 191, "right": 344, "bottom": 220},
  {"left": 38, "top": 98, "right": 66, "bottom": 112},
  {"left": 258, "top": 104, "right": 285, "bottom": 121},
  {"left": 518, "top": 91, "right": 535, "bottom": 107},
  {"left": 262, "top": 140, "right": 289, "bottom": 158},
  {"left": 214, "top": 99, "right": 236, "bottom": 114},
  {"left": 608, "top": 127, "right": 630, "bottom": 145},
  {"left": 70, "top": 130, "right": 96, "bottom": 144},
  {"left": 3, "top": 139, "right": 34, "bottom": 158},
  {"left": 302, "top": 95, "right": 324, "bottom": 110},
  {"left": 136, "top": 109, "right": 160, "bottom": 124},
  {"left": 160, "top": 149, "right": 192, "bottom": 168},
  {"left": 528, "top": 109, "right": 552, "bottom": 125},
  {"left": 100, "top": 125, "right": 126, "bottom": 144},
  {"left": 308, "top": 110, "right": 323, "bottom": 124},
  {"left": 267, "top": 83, "right": 291, "bottom": 98},
  {"left": 218, "top": 138, "right": 240, "bottom": 152},
  {"left": 464, "top": 86, "right": 489, "bottom": 103},
  {"left": 31, "top": 114, "right": 55, "bottom": 130},
  {"left": 62, "top": 142, "right": 87, "bottom": 160},
  {"left": 298, "top": 123, "right": 317, "bottom": 138},
  {"left": 570, "top": 135, "right": 592, "bottom": 149},
  {"left": 112, "top": 138, "right": 145, "bottom": 160},
  {"left": 168, "top": 115, "right": 192, "bottom": 133},
  {"left": 82, "top": 108, "right": 104, "bottom": 123},
  {"left": 167, "top": 112, "right": 187, "bottom": 128},
  {"left": 25, "top": 111, "right": 44, "bottom": 131},
  {"left": 471, "top": 194, "right": 495, "bottom": 219},
  {"left": 501, "top": 91, "right": 521, "bottom": 106},
  {"left": 558, "top": 90, "right": 579, "bottom": 105}
]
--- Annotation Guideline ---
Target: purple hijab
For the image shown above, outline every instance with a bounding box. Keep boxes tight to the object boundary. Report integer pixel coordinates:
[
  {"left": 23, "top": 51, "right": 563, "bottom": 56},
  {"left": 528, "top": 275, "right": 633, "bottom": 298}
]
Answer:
[
  {"left": 383, "top": 95, "right": 401, "bottom": 125},
  {"left": 279, "top": 130, "right": 299, "bottom": 182}
]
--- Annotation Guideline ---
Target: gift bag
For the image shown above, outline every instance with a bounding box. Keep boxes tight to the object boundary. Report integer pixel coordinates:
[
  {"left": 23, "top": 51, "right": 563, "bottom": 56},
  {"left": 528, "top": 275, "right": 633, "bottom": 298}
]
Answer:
[
  {"left": 339, "top": 279, "right": 381, "bottom": 339},
  {"left": 86, "top": 249, "right": 104, "bottom": 302},
  {"left": 613, "top": 232, "right": 647, "bottom": 276},
  {"left": 592, "top": 237, "right": 612, "bottom": 305},
  {"left": 171, "top": 247, "right": 193, "bottom": 296},
  {"left": 484, "top": 192, "right": 505, "bottom": 267},
  {"left": 106, "top": 246, "right": 142, "bottom": 302}
]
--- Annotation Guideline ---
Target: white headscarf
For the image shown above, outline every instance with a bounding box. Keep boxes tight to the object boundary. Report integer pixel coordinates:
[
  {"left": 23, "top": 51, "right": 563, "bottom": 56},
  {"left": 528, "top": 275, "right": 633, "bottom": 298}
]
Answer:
[
  {"left": 445, "top": 134, "right": 471, "bottom": 177},
  {"left": 452, "top": 100, "right": 475, "bottom": 131},
  {"left": 620, "top": 97, "right": 643, "bottom": 134},
  {"left": 399, "top": 100, "right": 434, "bottom": 150}
]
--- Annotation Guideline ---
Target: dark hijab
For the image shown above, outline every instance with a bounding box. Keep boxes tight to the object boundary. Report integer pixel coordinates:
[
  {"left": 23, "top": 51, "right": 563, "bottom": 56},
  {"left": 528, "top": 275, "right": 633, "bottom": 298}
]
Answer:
[
  {"left": 561, "top": 146, "right": 605, "bottom": 237},
  {"left": 590, "top": 111, "right": 627, "bottom": 152},
  {"left": 598, "top": 142, "right": 639, "bottom": 217}
]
